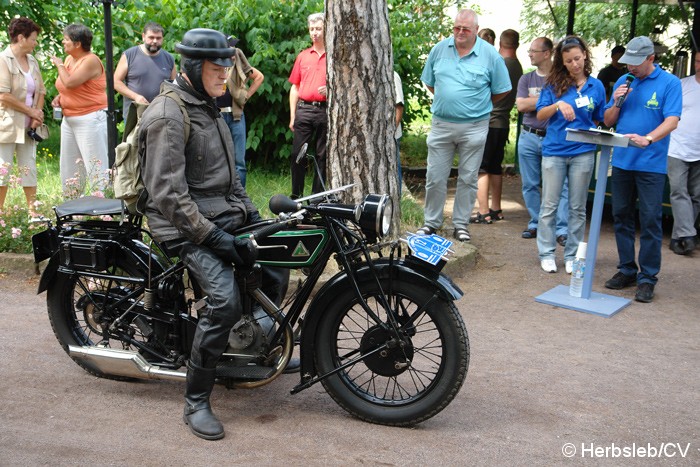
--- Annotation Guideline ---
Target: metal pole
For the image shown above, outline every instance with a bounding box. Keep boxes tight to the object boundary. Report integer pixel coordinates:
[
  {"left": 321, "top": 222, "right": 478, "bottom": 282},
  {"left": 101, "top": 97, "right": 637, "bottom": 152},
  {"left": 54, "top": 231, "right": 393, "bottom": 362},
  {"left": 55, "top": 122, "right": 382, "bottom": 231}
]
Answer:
[
  {"left": 630, "top": 0, "right": 639, "bottom": 39},
  {"left": 99, "top": 0, "right": 117, "bottom": 168},
  {"left": 567, "top": 0, "right": 576, "bottom": 35}
]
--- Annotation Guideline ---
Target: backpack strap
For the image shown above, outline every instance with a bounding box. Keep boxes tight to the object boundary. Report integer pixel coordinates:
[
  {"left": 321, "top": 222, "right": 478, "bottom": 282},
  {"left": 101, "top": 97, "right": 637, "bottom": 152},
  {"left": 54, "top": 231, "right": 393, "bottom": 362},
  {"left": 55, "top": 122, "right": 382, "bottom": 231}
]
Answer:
[{"left": 161, "top": 89, "right": 191, "bottom": 143}]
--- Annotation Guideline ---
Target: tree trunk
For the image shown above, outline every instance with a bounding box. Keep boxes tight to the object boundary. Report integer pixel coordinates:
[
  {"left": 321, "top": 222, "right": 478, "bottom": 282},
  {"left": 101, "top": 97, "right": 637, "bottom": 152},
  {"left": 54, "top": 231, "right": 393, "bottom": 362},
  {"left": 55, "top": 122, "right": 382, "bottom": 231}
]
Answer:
[{"left": 325, "top": 0, "right": 400, "bottom": 230}]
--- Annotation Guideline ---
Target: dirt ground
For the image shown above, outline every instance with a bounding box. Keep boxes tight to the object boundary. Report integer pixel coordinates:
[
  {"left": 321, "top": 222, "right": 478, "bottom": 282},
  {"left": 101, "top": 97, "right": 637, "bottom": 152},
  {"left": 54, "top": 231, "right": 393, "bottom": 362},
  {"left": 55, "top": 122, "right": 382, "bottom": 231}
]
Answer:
[{"left": 1, "top": 175, "right": 698, "bottom": 465}]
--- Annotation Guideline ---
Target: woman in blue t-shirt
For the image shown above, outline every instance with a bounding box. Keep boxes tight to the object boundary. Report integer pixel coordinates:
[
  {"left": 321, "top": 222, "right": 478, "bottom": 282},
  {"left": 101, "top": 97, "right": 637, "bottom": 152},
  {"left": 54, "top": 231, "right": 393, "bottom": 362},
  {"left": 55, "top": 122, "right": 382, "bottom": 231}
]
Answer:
[{"left": 535, "top": 35, "right": 606, "bottom": 274}]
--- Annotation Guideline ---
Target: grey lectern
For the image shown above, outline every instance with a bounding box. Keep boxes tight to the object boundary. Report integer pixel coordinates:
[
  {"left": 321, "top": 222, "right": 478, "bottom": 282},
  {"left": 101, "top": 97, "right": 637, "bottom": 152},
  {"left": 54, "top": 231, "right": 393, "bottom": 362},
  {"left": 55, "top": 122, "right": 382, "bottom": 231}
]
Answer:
[{"left": 535, "top": 128, "right": 640, "bottom": 317}]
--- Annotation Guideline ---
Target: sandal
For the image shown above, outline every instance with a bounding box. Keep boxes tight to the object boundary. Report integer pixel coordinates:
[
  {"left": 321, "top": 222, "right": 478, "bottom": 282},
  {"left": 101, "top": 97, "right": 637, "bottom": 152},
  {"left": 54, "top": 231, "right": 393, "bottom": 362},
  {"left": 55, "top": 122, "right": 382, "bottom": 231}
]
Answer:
[
  {"left": 416, "top": 225, "right": 436, "bottom": 235},
  {"left": 453, "top": 228, "right": 471, "bottom": 242},
  {"left": 469, "top": 212, "right": 492, "bottom": 224},
  {"left": 489, "top": 209, "right": 504, "bottom": 221}
]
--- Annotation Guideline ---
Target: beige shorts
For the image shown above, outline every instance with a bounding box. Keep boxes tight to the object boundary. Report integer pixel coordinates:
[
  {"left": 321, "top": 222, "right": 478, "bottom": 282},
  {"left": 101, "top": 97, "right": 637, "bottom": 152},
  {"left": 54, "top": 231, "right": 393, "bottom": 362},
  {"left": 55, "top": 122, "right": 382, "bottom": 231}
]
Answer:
[{"left": 0, "top": 140, "right": 38, "bottom": 186}]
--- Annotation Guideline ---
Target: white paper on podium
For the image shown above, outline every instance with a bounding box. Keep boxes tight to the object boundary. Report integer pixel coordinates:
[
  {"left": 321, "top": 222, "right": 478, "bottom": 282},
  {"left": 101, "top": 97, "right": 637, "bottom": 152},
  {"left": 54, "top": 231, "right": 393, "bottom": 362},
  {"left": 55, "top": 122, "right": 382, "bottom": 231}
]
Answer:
[{"left": 565, "top": 127, "right": 644, "bottom": 148}]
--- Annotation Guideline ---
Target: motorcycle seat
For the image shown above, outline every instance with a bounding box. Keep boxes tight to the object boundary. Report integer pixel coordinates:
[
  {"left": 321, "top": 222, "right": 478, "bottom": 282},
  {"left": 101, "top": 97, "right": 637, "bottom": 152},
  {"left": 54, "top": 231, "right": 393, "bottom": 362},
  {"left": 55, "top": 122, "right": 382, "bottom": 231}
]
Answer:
[{"left": 54, "top": 196, "right": 126, "bottom": 218}]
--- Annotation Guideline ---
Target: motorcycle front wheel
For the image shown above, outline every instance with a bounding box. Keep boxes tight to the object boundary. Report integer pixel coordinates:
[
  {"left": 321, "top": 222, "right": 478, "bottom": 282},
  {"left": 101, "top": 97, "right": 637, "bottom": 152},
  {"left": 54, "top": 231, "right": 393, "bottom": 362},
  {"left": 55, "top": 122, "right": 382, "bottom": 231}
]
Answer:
[{"left": 314, "top": 279, "right": 469, "bottom": 426}]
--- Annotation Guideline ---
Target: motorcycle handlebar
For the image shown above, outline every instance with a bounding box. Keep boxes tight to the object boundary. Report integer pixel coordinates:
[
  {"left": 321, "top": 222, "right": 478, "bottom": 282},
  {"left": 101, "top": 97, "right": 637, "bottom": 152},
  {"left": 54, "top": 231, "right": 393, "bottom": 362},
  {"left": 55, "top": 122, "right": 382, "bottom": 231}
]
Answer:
[{"left": 248, "top": 219, "right": 294, "bottom": 241}]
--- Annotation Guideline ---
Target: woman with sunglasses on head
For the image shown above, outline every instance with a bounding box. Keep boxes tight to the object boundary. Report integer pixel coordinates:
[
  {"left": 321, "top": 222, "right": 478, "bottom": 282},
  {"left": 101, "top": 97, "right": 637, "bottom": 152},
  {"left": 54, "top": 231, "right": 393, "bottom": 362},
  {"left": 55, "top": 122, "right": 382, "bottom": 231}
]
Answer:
[
  {"left": 535, "top": 35, "right": 606, "bottom": 274},
  {"left": 50, "top": 24, "right": 109, "bottom": 194},
  {"left": 0, "top": 17, "right": 46, "bottom": 218}
]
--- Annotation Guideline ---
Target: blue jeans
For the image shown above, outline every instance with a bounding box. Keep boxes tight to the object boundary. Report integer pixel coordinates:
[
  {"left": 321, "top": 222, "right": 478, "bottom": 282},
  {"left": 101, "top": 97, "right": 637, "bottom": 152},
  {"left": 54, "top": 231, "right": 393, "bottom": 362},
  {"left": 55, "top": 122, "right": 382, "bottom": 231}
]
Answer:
[
  {"left": 518, "top": 131, "right": 568, "bottom": 235},
  {"left": 611, "top": 167, "right": 666, "bottom": 285},
  {"left": 537, "top": 152, "right": 594, "bottom": 262},
  {"left": 222, "top": 112, "right": 247, "bottom": 187},
  {"left": 424, "top": 117, "right": 489, "bottom": 230}
]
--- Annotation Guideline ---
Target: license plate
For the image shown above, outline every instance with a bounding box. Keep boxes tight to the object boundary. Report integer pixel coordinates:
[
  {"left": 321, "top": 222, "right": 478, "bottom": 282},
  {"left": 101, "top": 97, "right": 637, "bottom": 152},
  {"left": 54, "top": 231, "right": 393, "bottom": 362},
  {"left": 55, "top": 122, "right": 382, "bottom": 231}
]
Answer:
[{"left": 405, "top": 233, "right": 453, "bottom": 266}]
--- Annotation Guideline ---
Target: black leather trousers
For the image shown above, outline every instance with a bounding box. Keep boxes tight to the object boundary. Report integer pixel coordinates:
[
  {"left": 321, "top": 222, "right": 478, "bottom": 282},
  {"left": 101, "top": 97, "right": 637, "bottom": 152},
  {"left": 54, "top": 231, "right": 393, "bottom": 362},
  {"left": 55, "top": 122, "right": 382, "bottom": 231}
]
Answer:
[{"left": 166, "top": 238, "right": 290, "bottom": 369}]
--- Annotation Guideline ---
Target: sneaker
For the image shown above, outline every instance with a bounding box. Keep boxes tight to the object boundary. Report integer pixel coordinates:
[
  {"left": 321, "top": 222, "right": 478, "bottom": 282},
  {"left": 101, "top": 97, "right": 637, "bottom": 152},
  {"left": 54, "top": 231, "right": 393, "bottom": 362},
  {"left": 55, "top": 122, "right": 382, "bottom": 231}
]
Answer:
[
  {"left": 540, "top": 258, "right": 557, "bottom": 273},
  {"left": 522, "top": 228, "right": 537, "bottom": 239},
  {"left": 565, "top": 260, "right": 573, "bottom": 274},
  {"left": 604, "top": 271, "right": 637, "bottom": 290},
  {"left": 635, "top": 283, "right": 655, "bottom": 303},
  {"left": 557, "top": 235, "right": 567, "bottom": 247}
]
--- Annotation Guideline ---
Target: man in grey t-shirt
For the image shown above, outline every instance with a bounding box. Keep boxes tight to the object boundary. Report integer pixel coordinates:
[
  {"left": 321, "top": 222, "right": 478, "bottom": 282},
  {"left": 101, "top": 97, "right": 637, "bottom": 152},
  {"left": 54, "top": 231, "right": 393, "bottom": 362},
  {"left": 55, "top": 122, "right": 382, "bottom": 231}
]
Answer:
[
  {"left": 515, "top": 37, "right": 568, "bottom": 243},
  {"left": 114, "top": 22, "right": 176, "bottom": 117}
]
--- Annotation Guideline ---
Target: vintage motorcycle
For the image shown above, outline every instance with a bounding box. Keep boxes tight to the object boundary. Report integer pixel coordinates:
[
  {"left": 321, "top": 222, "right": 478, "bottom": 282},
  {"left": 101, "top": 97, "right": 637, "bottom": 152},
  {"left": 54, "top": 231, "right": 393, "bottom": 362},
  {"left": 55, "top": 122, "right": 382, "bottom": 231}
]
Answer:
[{"left": 32, "top": 185, "right": 469, "bottom": 426}]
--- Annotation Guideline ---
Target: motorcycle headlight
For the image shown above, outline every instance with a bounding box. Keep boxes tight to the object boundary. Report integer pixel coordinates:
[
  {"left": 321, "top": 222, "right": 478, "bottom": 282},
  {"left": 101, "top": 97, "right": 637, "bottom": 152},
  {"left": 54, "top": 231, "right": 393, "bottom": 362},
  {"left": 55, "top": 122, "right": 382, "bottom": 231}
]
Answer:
[{"left": 359, "top": 194, "right": 393, "bottom": 241}]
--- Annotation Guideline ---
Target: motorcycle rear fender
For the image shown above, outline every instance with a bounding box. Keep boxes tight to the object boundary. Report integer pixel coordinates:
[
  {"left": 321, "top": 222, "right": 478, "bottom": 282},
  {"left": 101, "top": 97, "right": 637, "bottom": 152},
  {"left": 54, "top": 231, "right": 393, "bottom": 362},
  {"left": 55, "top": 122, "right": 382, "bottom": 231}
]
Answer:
[
  {"left": 298, "top": 258, "right": 462, "bottom": 378},
  {"left": 36, "top": 239, "right": 168, "bottom": 294}
]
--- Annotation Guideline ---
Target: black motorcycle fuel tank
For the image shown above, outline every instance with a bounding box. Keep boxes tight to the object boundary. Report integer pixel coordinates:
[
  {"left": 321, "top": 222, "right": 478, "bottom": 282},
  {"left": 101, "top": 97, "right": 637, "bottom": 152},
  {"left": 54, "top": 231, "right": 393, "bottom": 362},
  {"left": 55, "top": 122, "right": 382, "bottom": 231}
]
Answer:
[{"left": 254, "top": 228, "right": 328, "bottom": 267}]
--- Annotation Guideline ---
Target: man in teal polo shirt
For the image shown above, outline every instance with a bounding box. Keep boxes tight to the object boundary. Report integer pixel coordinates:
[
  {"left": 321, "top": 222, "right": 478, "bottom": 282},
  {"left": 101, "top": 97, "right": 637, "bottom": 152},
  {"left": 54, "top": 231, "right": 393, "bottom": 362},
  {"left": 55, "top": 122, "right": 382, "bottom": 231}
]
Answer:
[
  {"left": 418, "top": 8, "right": 511, "bottom": 242},
  {"left": 603, "top": 36, "right": 682, "bottom": 303}
]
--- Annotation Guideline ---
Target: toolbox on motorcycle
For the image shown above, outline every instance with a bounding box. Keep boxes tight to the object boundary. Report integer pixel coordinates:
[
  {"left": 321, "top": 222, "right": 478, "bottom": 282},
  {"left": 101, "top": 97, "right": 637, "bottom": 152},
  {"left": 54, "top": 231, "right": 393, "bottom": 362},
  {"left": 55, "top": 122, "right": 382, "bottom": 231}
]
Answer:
[{"left": 58, "top": 238, "right": 115, "bottom": 271}]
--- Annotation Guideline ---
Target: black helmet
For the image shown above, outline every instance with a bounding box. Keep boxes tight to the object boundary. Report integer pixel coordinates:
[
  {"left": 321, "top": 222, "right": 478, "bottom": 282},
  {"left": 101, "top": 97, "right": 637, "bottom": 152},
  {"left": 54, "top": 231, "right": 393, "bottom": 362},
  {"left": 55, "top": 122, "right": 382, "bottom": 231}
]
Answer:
[{"left": 175, "top": 28, "right": 234, "bottom": 67}]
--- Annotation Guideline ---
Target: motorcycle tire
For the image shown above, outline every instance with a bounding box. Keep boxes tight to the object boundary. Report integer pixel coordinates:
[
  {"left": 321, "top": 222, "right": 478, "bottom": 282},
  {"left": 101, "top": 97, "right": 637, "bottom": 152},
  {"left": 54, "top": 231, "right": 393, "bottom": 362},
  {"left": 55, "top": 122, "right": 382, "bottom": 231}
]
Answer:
[
  {"left": 47, "top": 262, "right": 151, "bottom": 380},
  {"left": 314, "top": 279, "right": 469, "bottom": 426}
]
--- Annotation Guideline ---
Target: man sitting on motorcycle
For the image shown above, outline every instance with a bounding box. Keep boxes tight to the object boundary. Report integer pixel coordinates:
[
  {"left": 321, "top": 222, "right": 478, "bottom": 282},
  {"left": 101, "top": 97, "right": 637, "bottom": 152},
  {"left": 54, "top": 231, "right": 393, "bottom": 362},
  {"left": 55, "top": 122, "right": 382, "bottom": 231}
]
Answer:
[{"left": 138, "top": 28, "right": 289, "bottom": 441}]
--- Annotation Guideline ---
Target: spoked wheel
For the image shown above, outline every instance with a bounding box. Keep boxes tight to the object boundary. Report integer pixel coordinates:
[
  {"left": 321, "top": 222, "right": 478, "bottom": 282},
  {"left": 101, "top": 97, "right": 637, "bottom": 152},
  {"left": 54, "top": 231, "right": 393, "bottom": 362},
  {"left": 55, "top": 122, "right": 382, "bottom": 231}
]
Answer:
[
  {"left": 47, "top": 262, "right": 151, "bottom": 380},
  {"left": 314, "top": 279, "right": 469, "bottom": 426}
]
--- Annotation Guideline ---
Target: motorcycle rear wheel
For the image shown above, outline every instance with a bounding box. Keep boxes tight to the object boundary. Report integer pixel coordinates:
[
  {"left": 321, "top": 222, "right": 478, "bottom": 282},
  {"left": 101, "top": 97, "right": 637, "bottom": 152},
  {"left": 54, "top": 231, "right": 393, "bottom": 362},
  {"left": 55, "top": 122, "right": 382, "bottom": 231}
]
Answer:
[
  {"left": 47, "top": 264, "right": 151, "bottom": 380},
  {"left": 314, "top": 279, "right": 469, "bottom": 426}
]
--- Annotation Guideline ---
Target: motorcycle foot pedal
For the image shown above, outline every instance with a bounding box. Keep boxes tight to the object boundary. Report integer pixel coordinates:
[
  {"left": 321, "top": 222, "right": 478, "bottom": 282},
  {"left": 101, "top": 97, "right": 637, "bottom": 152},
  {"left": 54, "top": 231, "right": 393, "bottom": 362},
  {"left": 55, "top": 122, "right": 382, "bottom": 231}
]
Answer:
[{"left": 216, "top": 363, "right": 276, "bottom": 380}]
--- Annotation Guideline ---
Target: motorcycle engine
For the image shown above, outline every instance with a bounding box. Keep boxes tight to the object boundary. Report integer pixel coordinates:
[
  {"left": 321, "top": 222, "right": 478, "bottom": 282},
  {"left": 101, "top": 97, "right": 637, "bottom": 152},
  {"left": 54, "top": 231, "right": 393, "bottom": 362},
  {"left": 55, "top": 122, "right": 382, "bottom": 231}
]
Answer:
[{"left": 226, "top": 306, "right": 276, "bottom": 359}]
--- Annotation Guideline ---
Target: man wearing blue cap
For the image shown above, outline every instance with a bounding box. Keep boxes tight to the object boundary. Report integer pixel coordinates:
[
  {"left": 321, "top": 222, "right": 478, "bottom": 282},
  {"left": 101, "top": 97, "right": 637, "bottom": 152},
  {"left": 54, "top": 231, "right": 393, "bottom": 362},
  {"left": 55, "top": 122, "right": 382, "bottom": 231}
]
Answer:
[{"left": 603, "top": 36, "right": 682, "bottom": 303}]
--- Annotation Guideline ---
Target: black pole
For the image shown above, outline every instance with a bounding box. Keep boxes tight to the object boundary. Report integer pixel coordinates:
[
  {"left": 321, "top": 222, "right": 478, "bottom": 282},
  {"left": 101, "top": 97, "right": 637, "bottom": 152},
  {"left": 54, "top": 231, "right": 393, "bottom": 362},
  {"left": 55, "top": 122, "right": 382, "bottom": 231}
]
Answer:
[
  {"left": 567, "top": 0, "right": 576, "bottom": 35},
  {"left": 630, "top": 0, "right": 639, "bottom": 39},
  {"left": 690, "top": 1, "right": 699, "bottom": 53},
  {"left": 99, "top": 0, "right": 117, "bottom": 168}
]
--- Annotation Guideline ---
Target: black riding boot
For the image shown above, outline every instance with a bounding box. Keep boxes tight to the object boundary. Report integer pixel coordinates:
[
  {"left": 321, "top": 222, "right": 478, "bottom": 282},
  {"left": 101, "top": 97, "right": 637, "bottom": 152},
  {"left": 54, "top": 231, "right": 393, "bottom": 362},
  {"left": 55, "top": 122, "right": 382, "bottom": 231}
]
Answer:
[{"left": 183, "top": 362, "right": 224, "bottom": 440}]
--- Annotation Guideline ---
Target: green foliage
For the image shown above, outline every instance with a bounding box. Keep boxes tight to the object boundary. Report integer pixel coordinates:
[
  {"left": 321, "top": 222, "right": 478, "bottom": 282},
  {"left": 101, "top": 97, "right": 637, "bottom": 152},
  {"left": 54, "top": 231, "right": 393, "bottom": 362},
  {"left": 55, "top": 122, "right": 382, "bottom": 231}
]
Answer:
[
  {"left": 519, "top": 0, "right": 691, "bottom": 69},
  {"left": 3, "top": 0, "right": 465, "bottom": 171}
]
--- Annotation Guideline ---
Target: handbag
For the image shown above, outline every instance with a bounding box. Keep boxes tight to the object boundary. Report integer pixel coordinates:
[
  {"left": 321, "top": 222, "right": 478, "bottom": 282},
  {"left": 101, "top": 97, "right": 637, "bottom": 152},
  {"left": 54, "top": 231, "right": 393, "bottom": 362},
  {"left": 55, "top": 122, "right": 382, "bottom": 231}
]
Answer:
[
  {"left": 29, "top": 95, "right": 50, "bottom": 142},
  {"left": 34, "top": 123, "right": 50, "bottom": 141}
]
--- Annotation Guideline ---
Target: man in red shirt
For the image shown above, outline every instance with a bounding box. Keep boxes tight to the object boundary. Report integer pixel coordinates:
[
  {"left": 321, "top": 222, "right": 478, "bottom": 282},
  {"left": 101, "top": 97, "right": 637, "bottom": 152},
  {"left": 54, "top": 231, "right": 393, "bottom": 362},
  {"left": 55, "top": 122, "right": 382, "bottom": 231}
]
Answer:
[{"left": 288, "top": 12, "right": 327, "bottom": 199}]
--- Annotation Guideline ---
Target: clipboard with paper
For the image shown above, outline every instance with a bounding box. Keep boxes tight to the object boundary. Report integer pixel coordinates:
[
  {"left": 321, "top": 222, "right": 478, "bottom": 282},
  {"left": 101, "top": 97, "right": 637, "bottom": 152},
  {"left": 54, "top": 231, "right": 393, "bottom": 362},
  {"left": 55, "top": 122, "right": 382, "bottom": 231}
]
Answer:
[{"left": 565, "top": 127, "right": 644, "bottom": 148}]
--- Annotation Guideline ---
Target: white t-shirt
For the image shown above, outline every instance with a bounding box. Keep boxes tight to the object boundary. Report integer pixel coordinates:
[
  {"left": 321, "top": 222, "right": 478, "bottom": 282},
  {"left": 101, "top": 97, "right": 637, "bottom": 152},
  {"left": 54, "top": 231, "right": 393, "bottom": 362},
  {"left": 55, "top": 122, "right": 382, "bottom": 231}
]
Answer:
[
  {"left": 23, "top": 69, "right": 35, "bottom": 128},
  {"left": 394, "top": 72, "right": 404, "bottom": 140},
  {"left": 668, "top": 75, "right": 700, "bottom": 162}
]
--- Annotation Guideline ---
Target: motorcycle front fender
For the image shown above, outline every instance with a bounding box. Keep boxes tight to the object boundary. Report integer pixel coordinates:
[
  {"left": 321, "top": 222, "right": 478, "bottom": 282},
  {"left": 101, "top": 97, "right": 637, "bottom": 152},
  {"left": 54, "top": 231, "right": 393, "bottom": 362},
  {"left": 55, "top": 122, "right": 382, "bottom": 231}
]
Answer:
[{"left": 297, "top": 258, "right": 463, "bottom": 378}]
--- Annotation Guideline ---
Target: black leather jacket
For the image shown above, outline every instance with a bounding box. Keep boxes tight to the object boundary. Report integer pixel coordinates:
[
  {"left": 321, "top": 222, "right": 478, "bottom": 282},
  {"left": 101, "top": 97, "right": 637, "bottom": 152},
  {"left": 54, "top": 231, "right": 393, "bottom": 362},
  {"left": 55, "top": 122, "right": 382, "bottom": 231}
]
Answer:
[{"left": 138, "top": 77, "right": 256, "bottom": 243}]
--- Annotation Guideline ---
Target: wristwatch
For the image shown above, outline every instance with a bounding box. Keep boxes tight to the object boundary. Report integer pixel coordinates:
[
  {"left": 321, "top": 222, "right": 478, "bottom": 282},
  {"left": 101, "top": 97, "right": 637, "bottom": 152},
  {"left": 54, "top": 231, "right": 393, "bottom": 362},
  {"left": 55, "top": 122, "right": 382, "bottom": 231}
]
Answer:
[{"left": 645, "top": 135, "right": 653, "bottom": 145}]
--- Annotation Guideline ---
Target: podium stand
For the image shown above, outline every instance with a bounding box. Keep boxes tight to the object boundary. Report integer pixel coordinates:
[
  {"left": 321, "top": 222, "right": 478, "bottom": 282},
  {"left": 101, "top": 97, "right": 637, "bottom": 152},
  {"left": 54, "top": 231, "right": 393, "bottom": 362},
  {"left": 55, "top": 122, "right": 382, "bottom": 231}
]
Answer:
[{"left": 535, "top": 129, "right": 635, "bottom": 317}]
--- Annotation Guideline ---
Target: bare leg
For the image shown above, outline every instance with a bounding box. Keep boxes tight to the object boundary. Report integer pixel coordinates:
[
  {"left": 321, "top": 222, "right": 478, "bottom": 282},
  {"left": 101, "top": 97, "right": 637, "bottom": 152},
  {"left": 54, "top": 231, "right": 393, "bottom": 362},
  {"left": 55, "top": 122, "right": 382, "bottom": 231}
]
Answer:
[
  {"left": 490, "top": 174, "right": 503, "bottom": 212},
  {"left": 23, "top": 186, "right": 38, "bottom": 217},
  {"left": 475, "top": 173, "right": 490, "bottom": 215},
  {"left": 0, "top": 185, "right": 7, "bottom": 210}
]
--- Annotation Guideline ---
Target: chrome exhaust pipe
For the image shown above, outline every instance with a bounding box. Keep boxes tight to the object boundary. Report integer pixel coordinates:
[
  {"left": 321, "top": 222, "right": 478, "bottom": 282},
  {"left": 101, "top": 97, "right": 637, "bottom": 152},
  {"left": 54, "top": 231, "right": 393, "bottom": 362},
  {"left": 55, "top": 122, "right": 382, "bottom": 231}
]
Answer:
[{"left": 68, "top": 345, "right": 186, "bottom": 382}]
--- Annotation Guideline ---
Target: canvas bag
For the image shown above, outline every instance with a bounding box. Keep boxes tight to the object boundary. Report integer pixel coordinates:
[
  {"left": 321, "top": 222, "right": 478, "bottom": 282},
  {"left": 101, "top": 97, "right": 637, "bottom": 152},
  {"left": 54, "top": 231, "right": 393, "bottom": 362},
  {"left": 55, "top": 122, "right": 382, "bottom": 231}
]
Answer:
[{"left": 113, "top": 89, "right": 190, "bottom": 214}]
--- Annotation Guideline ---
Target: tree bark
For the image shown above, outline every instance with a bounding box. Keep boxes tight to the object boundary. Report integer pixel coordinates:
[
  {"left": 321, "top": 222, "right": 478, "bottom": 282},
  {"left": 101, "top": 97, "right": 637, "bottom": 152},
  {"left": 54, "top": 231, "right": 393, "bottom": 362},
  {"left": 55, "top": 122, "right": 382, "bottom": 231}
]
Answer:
[{"left": 325, "top": 0, "right": 400, "bottom": 230}]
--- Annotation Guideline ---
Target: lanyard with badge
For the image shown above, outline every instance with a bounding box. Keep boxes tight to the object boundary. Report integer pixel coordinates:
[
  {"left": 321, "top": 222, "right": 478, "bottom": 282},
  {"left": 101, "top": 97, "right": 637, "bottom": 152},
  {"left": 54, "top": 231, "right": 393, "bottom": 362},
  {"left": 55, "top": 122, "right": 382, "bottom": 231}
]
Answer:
[{"left": 575, "top": 86, "right": 590, "bottom": 108}]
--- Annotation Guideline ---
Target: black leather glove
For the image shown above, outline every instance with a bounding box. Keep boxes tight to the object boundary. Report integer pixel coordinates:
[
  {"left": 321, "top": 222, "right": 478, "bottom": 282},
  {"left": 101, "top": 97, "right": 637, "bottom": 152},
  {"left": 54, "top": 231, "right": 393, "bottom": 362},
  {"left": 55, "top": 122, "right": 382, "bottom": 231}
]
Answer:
[
  {"left": 203, "top": 227, "right": 258, "bottom": 267},
  {"left": 248, "top": 210, "right": 263, "bottom": 224}
]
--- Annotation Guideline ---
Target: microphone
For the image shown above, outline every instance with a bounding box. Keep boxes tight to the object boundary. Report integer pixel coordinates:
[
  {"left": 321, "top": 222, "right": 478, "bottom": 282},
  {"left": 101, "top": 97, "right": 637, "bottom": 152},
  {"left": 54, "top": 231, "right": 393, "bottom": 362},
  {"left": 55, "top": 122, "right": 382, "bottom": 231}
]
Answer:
[{"left": 615, "top": 73, "right": 634, "bottom": 108}]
